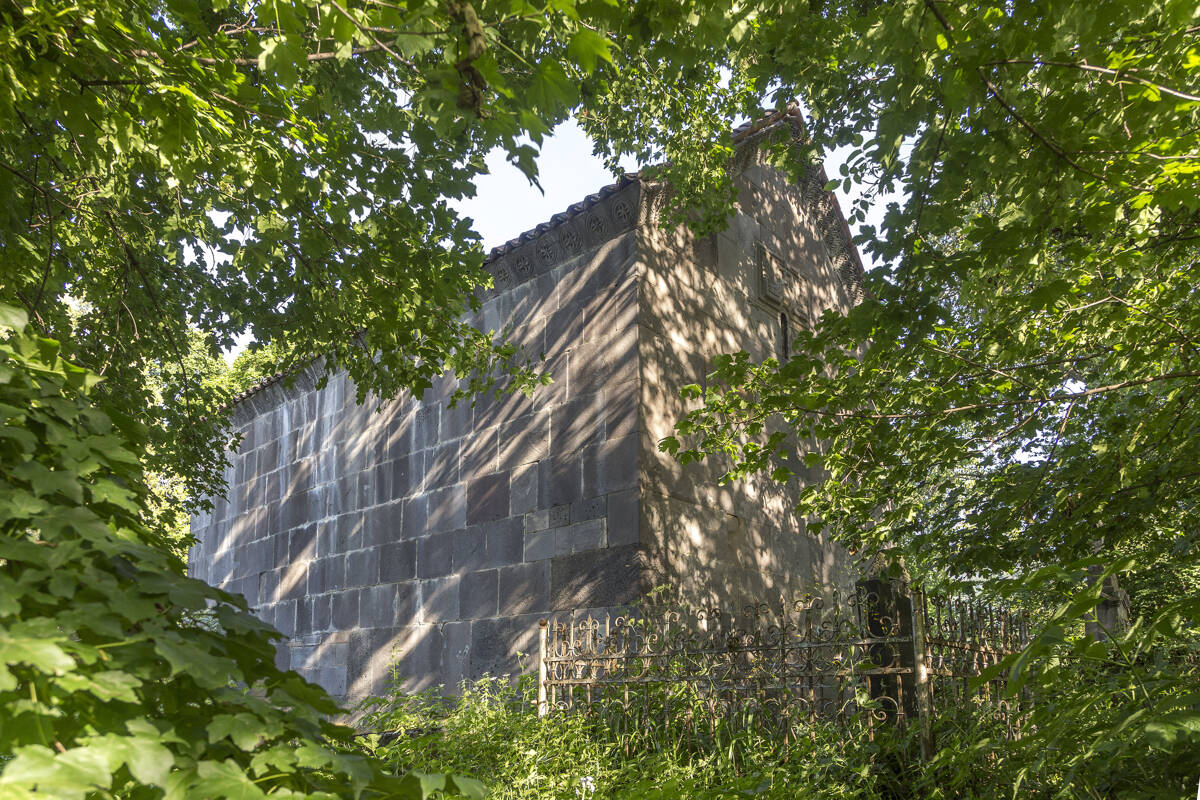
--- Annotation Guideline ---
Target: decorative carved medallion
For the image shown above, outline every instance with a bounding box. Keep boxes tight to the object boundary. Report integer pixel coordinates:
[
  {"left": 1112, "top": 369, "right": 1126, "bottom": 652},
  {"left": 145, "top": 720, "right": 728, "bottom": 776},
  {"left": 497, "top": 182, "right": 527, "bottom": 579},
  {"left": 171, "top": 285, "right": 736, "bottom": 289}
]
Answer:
[
  {"left": 536, "top": 237, "right": 558, "bottom": 266},
  {"left": 493, "top": 263, "right": 513, "bottom": 289},
  {"left": 585, "top": 211, "right": 607, "bottom": 240},
  {"left": 612, "top": 197, "right": 634, "bottom": 227},
  {"left": 514, "top": 254, "right": 533, "bottom": 279},
  {"left": 560, "top": 224, "right": 583, "bottom": 255}
]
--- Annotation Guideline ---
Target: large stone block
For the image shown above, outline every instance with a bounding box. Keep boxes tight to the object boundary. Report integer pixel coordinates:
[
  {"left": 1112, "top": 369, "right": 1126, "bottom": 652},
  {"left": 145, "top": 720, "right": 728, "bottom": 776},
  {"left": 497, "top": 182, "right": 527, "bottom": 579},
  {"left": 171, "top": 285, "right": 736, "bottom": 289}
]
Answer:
[
  {"left": 582, "top": 435, "right": 637, "bottom": 496},
  {"left": 413, "top": 405, "right": 440, "bottom": 451},
  {"left": 468, "top": 613, "right": 541, "bottom": 680},
  {"left": 427, "top": 483, "right": 466, "bottom": 533},
  {"left": 460, "top": 426, "right": 499, "bottom": 477},
  {"left": 541, "top": 456, "right": 581, "bottom": 507},
  {"left": 392, "top": 625, "right": 444, "bottom": 692},
  {"left": 440, "top": 620, "right": 471, "bottom": 694},
  {"left": 289, "top": 525, "right": 317, "bottom": 561},
  {"left": 390, "top": 452, "right": 422, "bottom": 498},
  {"left": 484, "top": 517, "right": 524, "bottom": 568},
  {"left": 452, "top": 527, "right": 486, "bottom": 572},
  {"left": 425, "top": 443, "right": 460, "bottom": 490},
  {"left": 550, "top": 545, "right": 645, "bottom": 610},
  {"left": 509, "top": 463, "right": 539, "bottom": 516},
  {"left": 274, "top": 600, "right": 297, "bottom": 637},
  {"left": 572, "top": 496, "right": 606, "bottom": 523},
  {"left": 312, "top": 593, "right": 332, "bottom": 632},
  {"left": 332, "top": 591, "right": 359, "bottom": 631},
  {"left": 401, "top": 494, "right": 428, "bottom": 539},
  {"left": 336, "top": 512, "right": 367, "bottom": 553},
  {"left": 466, "top": 472, "right": 509, "bottom": 526},
  {"left": 498, "top": 413, "right": 549, "bottom": 470},
  {"left": 441, "top": 400, "right": 473, "bottom": 443},
  {"left": 460, "top": 569, "right": 499, "bottom": 620},
  {"left": 380, "top": 540, "right": 416, "bottom": 583},
  {"left": 498, "top": 561, "right": 550, "bottom": 616},
  {"left": 417, "top": 532, "right": 454, "bottom": 579},
  {"left": 371, "top": 461, "right": 391, "bottom": 507},
  {"left": 345, "top": 548, "right": 379, "bottom": 588},
  {"left": 368, "top": 500, "right": 403, "bottom": 548},
  {"left": 524, "top": 508, "right": 550, "bottom": 533},
  {"left": 325, "top": 555, "right": 346, "bottom": 592},
  {"left": 523, "top": 530, "right": 554, "bottom": 562},
  {"left": 419, "top": 575, "right": 461, "bottom": 623},
  {"left": 606, "top": 488, "right": 639, "bottom": 547},
  {"left": 551, "top": 397, "right": 604, "bottom": 454},
  {"left": 360, "top": 582, "right": 416, "bottom": 628}
]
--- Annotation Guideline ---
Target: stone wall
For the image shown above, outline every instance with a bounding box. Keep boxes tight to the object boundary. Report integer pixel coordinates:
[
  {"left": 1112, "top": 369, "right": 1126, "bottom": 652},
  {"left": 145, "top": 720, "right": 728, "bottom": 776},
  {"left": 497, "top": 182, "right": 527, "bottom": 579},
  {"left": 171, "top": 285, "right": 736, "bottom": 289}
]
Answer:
[
  {"left": 190, "top": 184, "right": 652, "bottom": 705},
  {"left": 635, "top": 142, "right": 862, "bottom": 607}
]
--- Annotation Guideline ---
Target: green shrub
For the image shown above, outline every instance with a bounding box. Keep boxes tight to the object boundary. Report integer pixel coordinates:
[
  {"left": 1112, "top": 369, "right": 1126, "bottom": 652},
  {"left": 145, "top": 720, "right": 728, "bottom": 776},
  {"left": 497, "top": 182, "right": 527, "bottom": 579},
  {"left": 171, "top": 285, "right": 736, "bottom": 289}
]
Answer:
[
  {"left": 0, "top": 306, "right": 477, "bottom": 799},
  {"left": 360, "top": 648, "right": 1198, "bottom": 800}
]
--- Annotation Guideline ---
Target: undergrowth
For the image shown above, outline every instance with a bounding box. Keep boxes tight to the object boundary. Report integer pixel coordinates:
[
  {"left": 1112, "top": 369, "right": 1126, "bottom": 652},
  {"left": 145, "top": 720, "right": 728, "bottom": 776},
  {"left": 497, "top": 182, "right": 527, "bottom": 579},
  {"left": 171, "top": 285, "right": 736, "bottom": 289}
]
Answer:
[
  {"left": 357, "top": 653, "right": 1197, "bottom": 799},
  {"left": 356, "top": 674, "right": 1016, "bottom": 800}
]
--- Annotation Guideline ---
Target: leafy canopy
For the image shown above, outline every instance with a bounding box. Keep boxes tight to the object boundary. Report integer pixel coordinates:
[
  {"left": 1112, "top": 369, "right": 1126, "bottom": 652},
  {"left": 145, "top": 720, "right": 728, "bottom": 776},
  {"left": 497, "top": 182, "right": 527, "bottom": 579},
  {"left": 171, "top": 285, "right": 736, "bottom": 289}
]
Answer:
[
  {"left": 0, "top": 0, "right": 673, "bottom": 508},
  {"left": 650, "top": 0, "right": 1200, "bottom": 785}
]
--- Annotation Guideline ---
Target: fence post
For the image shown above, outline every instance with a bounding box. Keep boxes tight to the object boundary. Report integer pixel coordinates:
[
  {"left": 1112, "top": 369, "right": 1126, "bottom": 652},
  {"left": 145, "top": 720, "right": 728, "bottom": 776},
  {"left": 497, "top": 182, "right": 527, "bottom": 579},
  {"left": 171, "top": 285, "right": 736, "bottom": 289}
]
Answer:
[
  {"left": 856, "top": 573, "right": 915, "bottom": 724},
  {"left": 537, "top": 619, "right": 548, "bottom": 718},
  {"left": 909, "top": 588, "right": 934, "bottom": 762}
]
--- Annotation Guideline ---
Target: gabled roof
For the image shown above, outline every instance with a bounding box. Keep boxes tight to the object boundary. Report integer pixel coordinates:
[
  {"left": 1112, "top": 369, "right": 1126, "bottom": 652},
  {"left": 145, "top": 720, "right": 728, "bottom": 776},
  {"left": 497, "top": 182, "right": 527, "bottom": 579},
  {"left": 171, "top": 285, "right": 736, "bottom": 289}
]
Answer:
[{"left": 226, "top": 105, "right": 852, "bottom": 410}]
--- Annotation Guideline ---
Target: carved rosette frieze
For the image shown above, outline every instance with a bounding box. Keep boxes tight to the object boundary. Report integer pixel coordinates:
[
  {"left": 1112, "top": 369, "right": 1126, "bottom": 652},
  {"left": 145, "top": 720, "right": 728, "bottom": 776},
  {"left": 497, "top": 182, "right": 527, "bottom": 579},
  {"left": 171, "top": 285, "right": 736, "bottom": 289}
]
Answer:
[
  {"left": 492, "top": 260, "right": 514, "bottom": 290},
  {"left": 513, "top": 253, "right": 533, "bottom": 281},
  {"left": 612, "top": 195, "right": 636, "bottom": 229},
  {"left": 802, "top": 166, "right": 865, "bottom": 303},
  {"left": 535, "top": 236, "right": 558, "bottom": 267}
]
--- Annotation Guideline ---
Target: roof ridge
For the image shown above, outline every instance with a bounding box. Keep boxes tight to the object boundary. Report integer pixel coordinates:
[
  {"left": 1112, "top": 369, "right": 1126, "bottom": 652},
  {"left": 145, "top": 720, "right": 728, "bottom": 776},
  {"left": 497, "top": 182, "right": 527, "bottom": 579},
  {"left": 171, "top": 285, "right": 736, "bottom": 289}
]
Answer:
[{"left": 224, "top": 106, "right": 809, "bottom": 410}]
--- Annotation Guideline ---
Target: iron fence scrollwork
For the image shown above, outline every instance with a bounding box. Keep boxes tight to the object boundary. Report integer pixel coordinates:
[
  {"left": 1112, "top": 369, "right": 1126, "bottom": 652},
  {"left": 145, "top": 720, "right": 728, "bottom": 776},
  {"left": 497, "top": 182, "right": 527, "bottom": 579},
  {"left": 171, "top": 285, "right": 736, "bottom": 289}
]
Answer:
[{"left": 534, "top": 581, "right": 1028, "bottom": 759}]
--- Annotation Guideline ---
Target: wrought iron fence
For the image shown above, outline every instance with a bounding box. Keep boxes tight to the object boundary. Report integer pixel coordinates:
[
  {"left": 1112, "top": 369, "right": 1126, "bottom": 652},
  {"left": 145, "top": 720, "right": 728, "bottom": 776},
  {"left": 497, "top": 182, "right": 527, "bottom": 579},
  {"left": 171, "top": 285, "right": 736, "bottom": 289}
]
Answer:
[{"left": 534, "top": 581, "right": 1029, "bottom": 759}]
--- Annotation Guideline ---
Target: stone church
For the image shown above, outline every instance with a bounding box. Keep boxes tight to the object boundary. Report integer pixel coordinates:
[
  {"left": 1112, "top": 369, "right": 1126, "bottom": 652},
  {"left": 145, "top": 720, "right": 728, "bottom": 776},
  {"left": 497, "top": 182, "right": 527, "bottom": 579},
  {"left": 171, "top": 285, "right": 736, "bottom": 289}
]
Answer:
[{"left": 188, "top": 107, "right": 866, "bottom": 706}]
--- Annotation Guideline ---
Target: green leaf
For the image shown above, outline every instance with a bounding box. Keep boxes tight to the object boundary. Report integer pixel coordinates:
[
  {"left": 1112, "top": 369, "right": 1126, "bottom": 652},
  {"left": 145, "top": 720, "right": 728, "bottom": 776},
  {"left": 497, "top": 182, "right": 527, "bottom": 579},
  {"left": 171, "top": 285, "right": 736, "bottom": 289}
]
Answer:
[
  {"left": 567, "top": 28, "right": 613, "bottom": 74},
  {"left": 193, "top": 759, "right": 267, "bottom": 800},
  {"left": 0, "top": 627, "right": 75, "bottom": 675},
  {"left": 0, "top": 303, "right": 27, "bottom": 331}
]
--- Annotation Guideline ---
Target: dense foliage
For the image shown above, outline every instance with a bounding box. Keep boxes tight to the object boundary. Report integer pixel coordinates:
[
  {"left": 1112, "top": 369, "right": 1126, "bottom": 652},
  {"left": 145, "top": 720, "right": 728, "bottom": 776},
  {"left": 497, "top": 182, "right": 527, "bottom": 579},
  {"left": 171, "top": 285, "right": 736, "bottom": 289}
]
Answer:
[
  {"left": 361, "top": 670, "right": 1200, "bottom": 799},
  {"left": 656, "top": 0, "right": 1200, "bottom": 782},
  {"left": 0, "top": 305, "right": 480, "bottom": 798},
  {"left": 0, "top": 0, "right": 662, "bottom": 507}
]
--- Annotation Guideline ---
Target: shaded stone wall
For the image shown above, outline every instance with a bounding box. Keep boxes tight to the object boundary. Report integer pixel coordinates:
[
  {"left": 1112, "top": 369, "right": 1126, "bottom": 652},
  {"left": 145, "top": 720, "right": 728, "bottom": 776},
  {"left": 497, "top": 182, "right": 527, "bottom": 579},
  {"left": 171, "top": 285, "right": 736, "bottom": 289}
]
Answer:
[
  {"left": 636, "top": 141, "right": 862, "bottom": 607},
  {"left": 190, "top": 185, "right": 649, "bottom": 705}
]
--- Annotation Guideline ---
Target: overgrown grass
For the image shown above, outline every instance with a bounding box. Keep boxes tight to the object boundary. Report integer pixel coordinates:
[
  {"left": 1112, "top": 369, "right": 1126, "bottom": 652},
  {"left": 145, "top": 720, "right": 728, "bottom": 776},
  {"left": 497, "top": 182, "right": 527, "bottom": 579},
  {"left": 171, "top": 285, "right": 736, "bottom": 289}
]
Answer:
[
  {"left": 355, "top": 674, "right": 1006, "bottom": 799},
  {"left": 356, "top": 656, "right": 1196, "bottom": 799}
]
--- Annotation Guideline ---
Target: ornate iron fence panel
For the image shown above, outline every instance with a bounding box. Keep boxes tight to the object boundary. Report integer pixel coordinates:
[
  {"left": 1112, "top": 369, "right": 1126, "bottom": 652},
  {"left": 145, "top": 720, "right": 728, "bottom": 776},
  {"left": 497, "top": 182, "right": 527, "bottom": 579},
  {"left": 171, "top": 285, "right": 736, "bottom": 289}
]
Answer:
[{"left": 535, "top": 582, "right": 1029, "bottom": 758}]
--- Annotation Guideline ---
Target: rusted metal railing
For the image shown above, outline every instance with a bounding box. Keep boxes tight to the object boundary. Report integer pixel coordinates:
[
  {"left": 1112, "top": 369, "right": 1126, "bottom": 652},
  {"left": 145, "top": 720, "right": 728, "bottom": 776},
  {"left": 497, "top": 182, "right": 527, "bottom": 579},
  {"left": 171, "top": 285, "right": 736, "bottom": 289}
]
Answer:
[{"left": 534, "top": 581, "right": 1028, "bottom": 759}]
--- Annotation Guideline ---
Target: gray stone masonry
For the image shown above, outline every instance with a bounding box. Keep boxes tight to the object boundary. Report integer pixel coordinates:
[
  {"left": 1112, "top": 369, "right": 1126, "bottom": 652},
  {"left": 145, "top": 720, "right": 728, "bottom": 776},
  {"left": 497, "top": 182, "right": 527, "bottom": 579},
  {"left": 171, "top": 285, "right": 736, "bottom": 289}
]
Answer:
[{"left": 190, "top": 120, "right": 865, "bottom": 707}]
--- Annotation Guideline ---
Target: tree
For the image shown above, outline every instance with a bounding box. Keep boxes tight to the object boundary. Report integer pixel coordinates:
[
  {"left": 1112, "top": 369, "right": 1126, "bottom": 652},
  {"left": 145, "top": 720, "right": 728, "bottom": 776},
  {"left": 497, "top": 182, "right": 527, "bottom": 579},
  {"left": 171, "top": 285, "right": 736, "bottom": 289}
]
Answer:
[
  {"left": 0, "top": 303, "right": 487, "bottom": 798},
  {"left": 642, "top": 0, "right": 1200, "bottom": 786},
  {"left": 0, "top": 0, "right": 662, "bottom": 508}
]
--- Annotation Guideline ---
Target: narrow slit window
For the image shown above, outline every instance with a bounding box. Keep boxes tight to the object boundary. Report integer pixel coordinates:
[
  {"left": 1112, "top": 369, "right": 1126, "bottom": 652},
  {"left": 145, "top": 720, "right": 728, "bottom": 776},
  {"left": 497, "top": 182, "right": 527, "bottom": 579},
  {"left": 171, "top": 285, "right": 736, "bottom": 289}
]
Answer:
[{"left": 778, "top": 311, "right": 790, "bottom": 361}]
